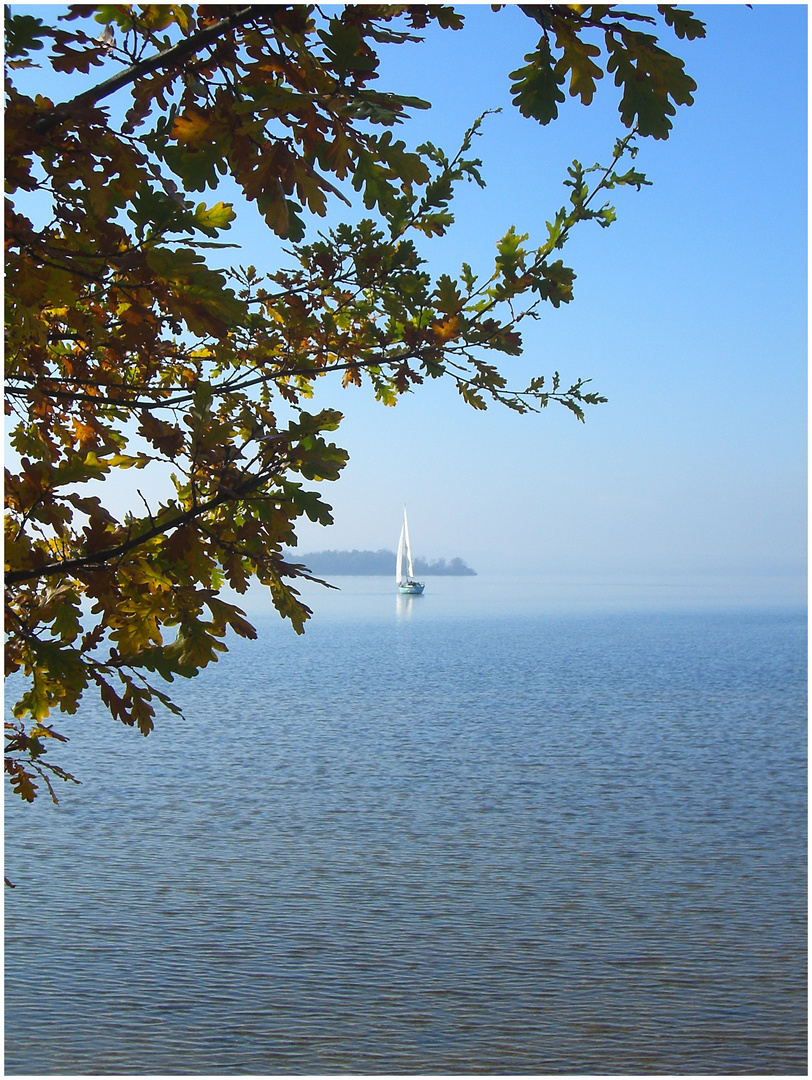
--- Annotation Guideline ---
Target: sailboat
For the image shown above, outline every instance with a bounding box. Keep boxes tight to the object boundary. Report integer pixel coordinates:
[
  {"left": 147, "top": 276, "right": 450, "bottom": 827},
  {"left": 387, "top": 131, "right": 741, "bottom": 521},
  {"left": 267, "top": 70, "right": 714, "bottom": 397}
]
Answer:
[{"left": 396, "top": 507, "right": 425, "bottom": 595}]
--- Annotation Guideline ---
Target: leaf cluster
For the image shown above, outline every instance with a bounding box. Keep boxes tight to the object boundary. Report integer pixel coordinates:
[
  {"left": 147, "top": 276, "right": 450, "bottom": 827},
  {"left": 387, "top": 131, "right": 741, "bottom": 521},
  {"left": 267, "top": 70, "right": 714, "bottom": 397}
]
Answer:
[{"left": 511, "top": 4, "right": 705, "bottom": 139}]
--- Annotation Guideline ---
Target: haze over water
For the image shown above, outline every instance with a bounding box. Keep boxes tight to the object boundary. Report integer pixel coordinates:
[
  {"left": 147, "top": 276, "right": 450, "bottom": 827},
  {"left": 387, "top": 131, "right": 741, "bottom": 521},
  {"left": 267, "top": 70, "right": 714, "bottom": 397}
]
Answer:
[{"left": 5, "top": 577, "right": 806, "bottom": 1074}]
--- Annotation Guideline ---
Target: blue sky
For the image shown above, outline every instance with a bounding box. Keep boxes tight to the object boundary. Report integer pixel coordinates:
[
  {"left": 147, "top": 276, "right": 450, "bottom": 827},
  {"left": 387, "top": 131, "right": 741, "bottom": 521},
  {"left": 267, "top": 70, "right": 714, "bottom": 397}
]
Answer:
[{"left": 9, "top": 4, "right": 808, "bottom": 602}]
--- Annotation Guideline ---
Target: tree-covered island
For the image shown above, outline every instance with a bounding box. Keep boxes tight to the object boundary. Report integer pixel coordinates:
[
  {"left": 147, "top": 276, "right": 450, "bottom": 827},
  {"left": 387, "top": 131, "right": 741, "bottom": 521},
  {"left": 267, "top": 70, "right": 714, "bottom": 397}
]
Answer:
[{"left": 295, "top": 550, "right": 476, "bottom": 576}]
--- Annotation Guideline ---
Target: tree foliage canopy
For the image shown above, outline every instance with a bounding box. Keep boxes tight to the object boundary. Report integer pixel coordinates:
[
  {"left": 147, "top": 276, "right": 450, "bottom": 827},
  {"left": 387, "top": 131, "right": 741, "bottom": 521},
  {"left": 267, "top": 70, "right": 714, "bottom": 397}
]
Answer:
[{"left": 4, "top": 3, "right": 705, "bottom": 802}]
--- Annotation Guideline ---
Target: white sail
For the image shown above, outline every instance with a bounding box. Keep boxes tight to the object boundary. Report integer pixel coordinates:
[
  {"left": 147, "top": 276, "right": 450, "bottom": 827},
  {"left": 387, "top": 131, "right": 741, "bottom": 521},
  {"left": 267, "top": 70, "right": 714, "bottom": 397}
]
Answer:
[
  {"left": 403, "top": 507, "right": 415, "bottom": 579},
  {"left": 396, "top": 519, "right": 405, "bottom": 584}
]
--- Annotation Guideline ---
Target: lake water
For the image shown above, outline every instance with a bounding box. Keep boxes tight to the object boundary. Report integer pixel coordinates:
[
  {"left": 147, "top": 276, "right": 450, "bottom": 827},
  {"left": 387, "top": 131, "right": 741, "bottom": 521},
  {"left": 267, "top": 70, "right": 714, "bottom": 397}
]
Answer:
[{"left": 5, "top": 577, "right": 807, "bottom": 1074}]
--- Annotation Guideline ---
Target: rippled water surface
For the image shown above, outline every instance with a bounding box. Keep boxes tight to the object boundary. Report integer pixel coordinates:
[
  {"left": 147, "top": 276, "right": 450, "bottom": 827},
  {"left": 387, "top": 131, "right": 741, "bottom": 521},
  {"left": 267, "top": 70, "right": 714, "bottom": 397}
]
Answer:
[{"left": 5, "top": 580, "right": 807, "bottom": 1074}]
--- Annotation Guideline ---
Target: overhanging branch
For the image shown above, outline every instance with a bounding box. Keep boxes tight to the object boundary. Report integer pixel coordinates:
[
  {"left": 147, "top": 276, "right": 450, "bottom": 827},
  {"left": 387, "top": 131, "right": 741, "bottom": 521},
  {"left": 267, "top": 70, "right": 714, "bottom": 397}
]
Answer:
[{"left": 32, "top": 6, "right": 259, "bottom": 135}]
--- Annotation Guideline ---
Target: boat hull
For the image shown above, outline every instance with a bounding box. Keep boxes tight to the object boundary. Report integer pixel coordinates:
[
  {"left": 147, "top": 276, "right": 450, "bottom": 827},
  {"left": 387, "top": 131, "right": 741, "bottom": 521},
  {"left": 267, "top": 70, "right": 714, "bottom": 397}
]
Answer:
[{"left": 398, "top": 582, "right": 425, "bottom": 595}]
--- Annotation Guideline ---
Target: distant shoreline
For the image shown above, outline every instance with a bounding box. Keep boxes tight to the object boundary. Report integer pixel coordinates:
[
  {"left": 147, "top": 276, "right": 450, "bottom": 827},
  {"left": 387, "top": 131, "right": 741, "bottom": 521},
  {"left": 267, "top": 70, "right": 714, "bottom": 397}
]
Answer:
[{"left": 292, "top": 549, "right": 477, "bottom": 576}]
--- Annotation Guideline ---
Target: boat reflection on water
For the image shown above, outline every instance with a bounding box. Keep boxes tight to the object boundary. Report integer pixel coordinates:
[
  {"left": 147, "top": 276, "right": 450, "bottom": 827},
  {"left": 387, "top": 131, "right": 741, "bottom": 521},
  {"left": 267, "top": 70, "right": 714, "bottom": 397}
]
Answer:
[{"left": 395, "top": 591, "right": 421, "bottom": 618}]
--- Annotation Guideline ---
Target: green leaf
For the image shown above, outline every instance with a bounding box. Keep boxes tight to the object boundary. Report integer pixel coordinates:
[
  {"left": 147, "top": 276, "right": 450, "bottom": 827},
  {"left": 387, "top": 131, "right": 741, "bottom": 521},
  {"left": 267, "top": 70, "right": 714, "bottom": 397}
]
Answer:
[
  {"left": 607, "top": 167, "right": 651, "bottom": 191},
  {"left": 495, "top": 226, "right": 529, "bottom": 279},
  {"left": 14, "top": 671, "right": 52, "bottom": 723},
  {"left": 457, "top": 383, "right": 487, "bottom": 411},
  {"left": 606, "top": 29, "right": 698, "bottom": 139},
  {"left": 51, "top": 593, "right": 83, "bottom": 645},
  {"left": 510, "top": 38, "right": 566, "bottom": 125},
  {"left": 657, "top": 5, "right": 707, "bottom": 41},
  {"left": 555, "top": 28, "right": 603, "bottom": 105},
  {"left": 460, "top": 262, "right": 477, "bottom": 291},
  {"left": 318, "top": 18, "right": 378, "bottom": 78},
  {"left": 5, "top": 13, "right": 49, "bottom": 58},
  {"left": 434, "top": 274, "right": 464, "bottom": 316},
  {"left": 6, "top": 760, "right": 38, "bottom": 802},
  {"left": 534, "top": 260, "right": 576, "bottom": 307}
]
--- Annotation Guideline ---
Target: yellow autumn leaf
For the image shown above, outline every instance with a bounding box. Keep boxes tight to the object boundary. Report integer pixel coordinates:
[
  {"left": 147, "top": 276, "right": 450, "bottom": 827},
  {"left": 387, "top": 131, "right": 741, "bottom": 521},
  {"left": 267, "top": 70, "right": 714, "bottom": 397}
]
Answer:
[
  {"left": 171, "top": 109, "right": 212, "bottom": 144},
  {"left": 432, "top": 315, "right": 460, "bottom": 342}
]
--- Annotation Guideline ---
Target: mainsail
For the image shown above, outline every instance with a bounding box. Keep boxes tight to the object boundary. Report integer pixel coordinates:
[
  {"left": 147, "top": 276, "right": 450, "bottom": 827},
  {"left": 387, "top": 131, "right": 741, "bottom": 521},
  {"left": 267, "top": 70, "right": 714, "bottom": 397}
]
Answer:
[{"left": 396, "top": 516, "right": 405, "bottom": 584}]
